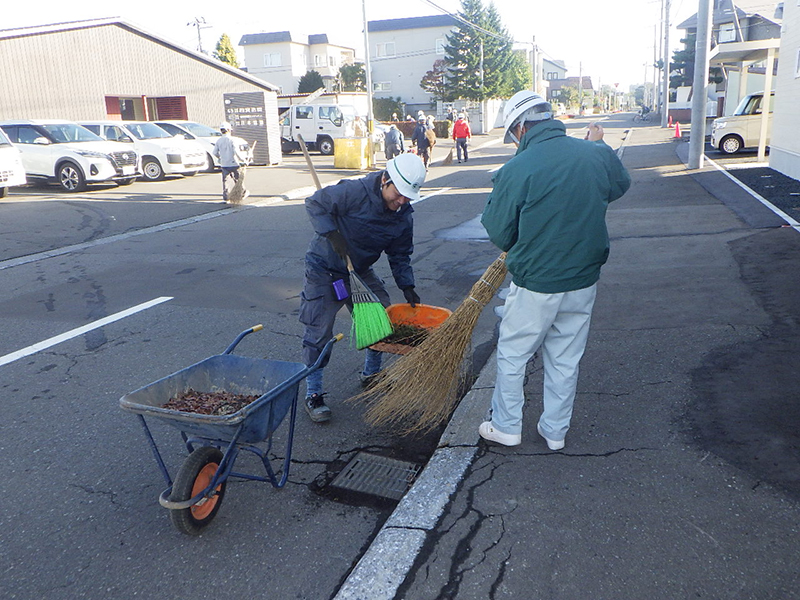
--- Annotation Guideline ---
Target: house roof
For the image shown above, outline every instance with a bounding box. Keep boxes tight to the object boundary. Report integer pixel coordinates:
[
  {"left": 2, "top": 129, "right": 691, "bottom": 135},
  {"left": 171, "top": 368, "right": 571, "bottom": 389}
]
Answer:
[
  {"left": 239, "top": 31, "right": 293, "bottom": 45},
  {"left": 0, "top": 18, "right": 279, "bottom": 91},
  {"left": 367, "top": 15, "right": 459, "bottom": 32},
  {"left": 308, "top": 34, "right": 328, "bottom": 45},
  {"left": 677, "top": 0, "right": 781, "bottom": 30}
]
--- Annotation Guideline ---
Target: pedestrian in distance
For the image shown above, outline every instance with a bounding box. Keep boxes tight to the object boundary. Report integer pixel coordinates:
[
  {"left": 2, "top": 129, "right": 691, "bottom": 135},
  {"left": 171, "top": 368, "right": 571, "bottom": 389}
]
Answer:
[
  {"left": 300, "top": 153, "right": 427, "bottom": 423},
  {"left": 384, "top": 124, "right": 405, "bottom": 160},
  {"left": 425, "top": 115, "right": 437, "bottom": 166},
  {"left": 412, "top": 117, "right": 433, "bottom": 170},
  {"left": 479, "top": 90, "right": 631, "bottom": 450},
  {"left": 453, "top": 113, "right": 471, "bottom": 163},
  {"left": 212, "top": 122, "right": 251, "bottom": 203}
]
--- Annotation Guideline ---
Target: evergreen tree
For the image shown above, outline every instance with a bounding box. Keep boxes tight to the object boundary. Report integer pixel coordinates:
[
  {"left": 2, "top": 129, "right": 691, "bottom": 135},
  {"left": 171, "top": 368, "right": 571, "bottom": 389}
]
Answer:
[
  {"left": 671, "top": 34, "right": 724, "bottom": 89},
  {"left": 442, "top": 0, "right": 524, "bottom": 101},
  {"left": 339, "top": 64, "right": 366, "bottom": 92},
  {"left": 298, "top": 70, "right": 325, "bottom": 94},
  {"left": 213, "top": 34, "right": 239, "bottom": 68}
]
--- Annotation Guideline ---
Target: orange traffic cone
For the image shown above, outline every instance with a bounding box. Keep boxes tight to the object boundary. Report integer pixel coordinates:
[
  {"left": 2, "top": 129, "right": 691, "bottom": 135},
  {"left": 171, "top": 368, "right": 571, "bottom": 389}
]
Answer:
[
  {"left": 674, "top": 122, "right": 681, "bottom": 138},
  {"left": 668, "top": 115, "right": 673, "bottom": 127}
]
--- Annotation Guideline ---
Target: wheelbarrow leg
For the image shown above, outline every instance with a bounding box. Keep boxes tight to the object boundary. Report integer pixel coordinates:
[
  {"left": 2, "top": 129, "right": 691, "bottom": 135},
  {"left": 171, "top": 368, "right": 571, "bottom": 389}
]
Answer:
[{"left": 137, "top": 415, "right": 172, "bottom": 486}]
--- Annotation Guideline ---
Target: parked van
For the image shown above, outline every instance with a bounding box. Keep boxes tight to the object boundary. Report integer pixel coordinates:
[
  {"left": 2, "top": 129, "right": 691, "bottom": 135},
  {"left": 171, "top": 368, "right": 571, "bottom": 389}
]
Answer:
[
  {"left": 0, "top": 120, "right": 140, "bottom": 192},
  {"left": 711, "top": 91, "right": 774, "bottom": 154},
  {"left": 80, "top": 121, "right": 206, "bottom": 181},
  {"left": 0, "top": 127, "right": 27, "bottom": 197},
  {"left": 279, "top": 104, "right": 358, "bottom": 155}
]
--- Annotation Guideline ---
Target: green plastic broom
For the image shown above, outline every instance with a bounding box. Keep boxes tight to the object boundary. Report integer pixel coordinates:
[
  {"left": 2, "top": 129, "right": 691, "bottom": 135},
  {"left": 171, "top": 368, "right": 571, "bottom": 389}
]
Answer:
[{"left": 346, "top": 255, "right": 394, "bottom": 349}]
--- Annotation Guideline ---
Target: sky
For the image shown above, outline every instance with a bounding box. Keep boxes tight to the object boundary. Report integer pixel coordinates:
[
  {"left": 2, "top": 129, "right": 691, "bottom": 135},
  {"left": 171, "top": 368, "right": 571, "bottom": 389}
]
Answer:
[{"left": 4, "top": 0, "right": 699, "bottom": 91}]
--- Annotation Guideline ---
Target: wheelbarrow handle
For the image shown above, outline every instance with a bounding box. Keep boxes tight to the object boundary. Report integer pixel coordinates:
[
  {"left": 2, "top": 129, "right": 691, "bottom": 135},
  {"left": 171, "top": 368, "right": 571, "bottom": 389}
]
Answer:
[
  {"left": 223, "top": 324, "right": 264, "bottom": 355},
  {"left": 308, "top": 333, "right": 344, "bottom": 371}
]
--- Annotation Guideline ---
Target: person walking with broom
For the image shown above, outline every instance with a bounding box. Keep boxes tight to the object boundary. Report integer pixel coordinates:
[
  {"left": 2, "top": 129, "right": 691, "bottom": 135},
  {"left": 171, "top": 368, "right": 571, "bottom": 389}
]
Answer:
[
  {"left": 300, "top": 153, "right": 428, "bottom": 423},
  {"left": 213, "top": 122, "right": 250, "bottom": 203},
  {"left": 478, "top": 91, "right": 630, "bottom": 450}
]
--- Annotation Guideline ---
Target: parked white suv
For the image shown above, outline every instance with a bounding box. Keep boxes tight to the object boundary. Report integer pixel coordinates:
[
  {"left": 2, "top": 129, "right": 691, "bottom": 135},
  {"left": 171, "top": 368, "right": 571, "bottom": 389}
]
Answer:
[
  {"left": 80, "top": 121, "right": 206, "bottom": 181},
  {"left": 711, "top": 91, "right": 774, "bottom": 154},
  {"left": 153, "top": 120, "right": 222, "bottom": 170},
  {"left": 0, "top": 120, "right": 140, "bottom": 192},
  {"left": 0, "top": 127, "right": 27, "bottom": 198}
]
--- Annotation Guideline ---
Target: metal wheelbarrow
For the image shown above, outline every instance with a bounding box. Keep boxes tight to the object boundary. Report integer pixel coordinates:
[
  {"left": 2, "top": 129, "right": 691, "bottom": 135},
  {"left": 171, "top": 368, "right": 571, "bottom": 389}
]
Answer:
[{"left": 120, "top": 325, "right": 342, "bottom": 535}]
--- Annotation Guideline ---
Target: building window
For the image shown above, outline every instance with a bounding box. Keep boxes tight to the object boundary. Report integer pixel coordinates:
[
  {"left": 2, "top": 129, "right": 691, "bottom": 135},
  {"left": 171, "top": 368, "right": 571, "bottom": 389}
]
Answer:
[
  {"left": 329, "top": 55, "right": 336, "bottom": 66},
  {"left": 376, "top": 42, "right": 395, "bottom": 57},
  {"left": 373, "top": 81, "right": 392, "bottom": 92},
  {"left": 264, "top": 52, "right": 281, "bottom": 67},
  {"left": 435, "top": 38, "right": 445, "bottom": 55},
  {"left": 314, "top": 54, "right": 322, "bottom": 66}
]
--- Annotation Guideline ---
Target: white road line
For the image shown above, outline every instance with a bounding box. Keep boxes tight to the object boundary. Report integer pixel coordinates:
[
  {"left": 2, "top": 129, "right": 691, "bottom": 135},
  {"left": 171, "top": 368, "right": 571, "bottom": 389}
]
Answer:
[
  {"left": 0, "top": 296, "right": 173, "bottom": 367},
  {"left": 705, "top": 155, "right": 800, "bottom": 231},
  {"left": 412, "top": 187, "right": 453, "bottom": 204}
]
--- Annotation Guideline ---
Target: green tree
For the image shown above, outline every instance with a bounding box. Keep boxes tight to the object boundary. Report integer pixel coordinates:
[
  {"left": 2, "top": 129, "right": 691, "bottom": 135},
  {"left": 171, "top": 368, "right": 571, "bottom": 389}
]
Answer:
[
  {"left": 671, "top": 34, "right": 724, "bottom": 89},
  {"left": 420, "top": 59, "right": 449, "bottom": 101},
  {"left": 298, "top": 70, "right": 325, "bottom": 94},
  {"left": 559, "top": 85, "right": 579, "bottom": 110},
  {"left": 443, "top": 0, "right": 525, "bottom": 101},
  {"left": 373, "top": 97, "right": 404, "bottom": 121},
  {"left": 213, "top": 34, "right": 239, "bottom": 68},
  {"left": 339, "top": 63, "right": 366, "bottom": 92}
]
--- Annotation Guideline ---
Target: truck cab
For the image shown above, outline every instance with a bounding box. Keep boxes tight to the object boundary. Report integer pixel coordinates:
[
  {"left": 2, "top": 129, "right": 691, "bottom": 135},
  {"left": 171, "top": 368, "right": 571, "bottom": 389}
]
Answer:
[{"left": 280, "top": 104, "right": 356, "bottom": 155}]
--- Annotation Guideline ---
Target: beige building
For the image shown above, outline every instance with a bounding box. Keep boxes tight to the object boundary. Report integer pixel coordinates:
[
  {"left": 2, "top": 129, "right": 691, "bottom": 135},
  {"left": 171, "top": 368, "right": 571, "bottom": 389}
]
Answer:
[
  {"left": 239, "top": 32, "right": 356, "bottom": 94},
  {"left": 0, "top": 18, "right": 283, "bottom": 164},
  {"left": 770, "top": 0, "right": 800, "bottom": 181}
]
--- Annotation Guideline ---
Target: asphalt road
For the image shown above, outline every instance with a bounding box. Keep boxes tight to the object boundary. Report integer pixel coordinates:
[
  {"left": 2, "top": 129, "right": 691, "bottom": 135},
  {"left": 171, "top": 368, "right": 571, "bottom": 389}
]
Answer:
[{"left": 0, "top": 115, "right": 649, "bottom": 599}]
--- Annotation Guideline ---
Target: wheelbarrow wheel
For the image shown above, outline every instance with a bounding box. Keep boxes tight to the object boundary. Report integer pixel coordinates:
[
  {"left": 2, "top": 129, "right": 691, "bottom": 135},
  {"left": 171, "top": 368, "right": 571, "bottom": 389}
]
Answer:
[{"left": 169, "top": 446, "right": 227, "bottom": 535}]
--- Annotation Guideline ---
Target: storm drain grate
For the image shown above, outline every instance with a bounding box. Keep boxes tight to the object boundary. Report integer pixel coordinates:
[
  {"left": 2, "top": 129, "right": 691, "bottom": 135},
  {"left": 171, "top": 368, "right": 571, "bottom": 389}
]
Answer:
[{"left": 329, "top": 452, "right": 422, "bottom": 500}]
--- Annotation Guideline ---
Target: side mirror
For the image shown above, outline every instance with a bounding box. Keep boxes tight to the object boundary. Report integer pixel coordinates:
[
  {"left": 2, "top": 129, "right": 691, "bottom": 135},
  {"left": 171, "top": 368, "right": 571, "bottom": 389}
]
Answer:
[{"left": 33, "top": 137, "right": 51, "bottom": 145}]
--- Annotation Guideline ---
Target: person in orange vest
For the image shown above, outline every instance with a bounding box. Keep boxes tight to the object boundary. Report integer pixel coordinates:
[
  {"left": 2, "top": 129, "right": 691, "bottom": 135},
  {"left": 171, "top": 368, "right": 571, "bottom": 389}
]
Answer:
[{"left": 452, "top": 113, "right": 472, "bottom": 163}]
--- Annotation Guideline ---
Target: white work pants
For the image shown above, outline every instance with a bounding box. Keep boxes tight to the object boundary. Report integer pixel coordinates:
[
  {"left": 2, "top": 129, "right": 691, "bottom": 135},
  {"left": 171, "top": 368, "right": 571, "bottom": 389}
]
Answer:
[{"left": 490, "top": 282, "right": 597, "bottom": 441}]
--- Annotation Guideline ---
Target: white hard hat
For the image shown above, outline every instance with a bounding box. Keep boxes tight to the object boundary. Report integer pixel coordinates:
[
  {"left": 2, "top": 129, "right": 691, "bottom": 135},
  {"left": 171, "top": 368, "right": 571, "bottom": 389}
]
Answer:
[
  {"left": 386, "top": 153, "right": 426, "bottom": 201},
  {"left": 220, "top": 121, "right": 232, "bottom": 131},
  {"left": 502, "top": 91, "right": 552, "bottom": 143}
]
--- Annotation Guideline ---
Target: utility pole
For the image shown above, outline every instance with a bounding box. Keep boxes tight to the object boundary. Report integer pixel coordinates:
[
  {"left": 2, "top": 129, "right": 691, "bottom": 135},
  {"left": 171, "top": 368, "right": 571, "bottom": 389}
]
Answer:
[
  {"left": 187, "top": 17, "right": 210, "bottom": 54},
  {"left": 688, "top": 0, "right": 713, "bottom": 169},
  {"left": 578, "top": 62, "right": 583, "bottom": 115},
  {"left": 361, "top": 0, "right": 375, "bottom": 168},
  {"left": 531, "top": 36, "right": 538, "bottom": 94},
  {"left": 661, "top": 0, "right": 671, "bottom": 127}
]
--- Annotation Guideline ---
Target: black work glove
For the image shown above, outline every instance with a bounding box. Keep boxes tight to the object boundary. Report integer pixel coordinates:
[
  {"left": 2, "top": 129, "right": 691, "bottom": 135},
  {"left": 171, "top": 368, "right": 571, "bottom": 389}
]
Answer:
[
  {"left": 324, "top": 230, "right": 348, "bottom": 261},
  {"left": 402, "top": 287, "right": 420, "bottom": 308}
]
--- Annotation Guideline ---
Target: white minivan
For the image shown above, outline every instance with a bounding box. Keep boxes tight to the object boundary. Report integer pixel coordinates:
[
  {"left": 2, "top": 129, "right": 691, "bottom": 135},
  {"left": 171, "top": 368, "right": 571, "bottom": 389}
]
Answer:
[
  {"left": 0, "top": 127, "right": 27, "bottom": 197},
  {"left": 81, "top": 121, "right": 206, "bottom": 181},
  {"left": 711, "top": 91, "right": 774, "bottom": 154},
  {"left": 0, "top": 120, "right": 140, "bottom": 192}
]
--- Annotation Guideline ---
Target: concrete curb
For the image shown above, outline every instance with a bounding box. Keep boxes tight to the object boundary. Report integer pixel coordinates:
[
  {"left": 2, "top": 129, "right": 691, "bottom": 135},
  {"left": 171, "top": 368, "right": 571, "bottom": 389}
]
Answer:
[{"left": 333, "top": 351, "right": 497, "bottom": 600}]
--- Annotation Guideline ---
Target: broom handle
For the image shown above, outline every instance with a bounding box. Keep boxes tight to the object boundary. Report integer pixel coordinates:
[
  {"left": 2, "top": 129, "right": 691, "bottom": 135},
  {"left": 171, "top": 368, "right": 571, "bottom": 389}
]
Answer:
[{"left": 297, "top": 134, "right": 322, "bottom": 191}]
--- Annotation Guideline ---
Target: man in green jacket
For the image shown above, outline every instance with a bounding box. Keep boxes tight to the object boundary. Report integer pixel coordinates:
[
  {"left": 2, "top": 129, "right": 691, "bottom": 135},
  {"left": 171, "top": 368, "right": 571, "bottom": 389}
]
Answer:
[{"left": 479, "top": 91, "right": 631, "bottom": 450}]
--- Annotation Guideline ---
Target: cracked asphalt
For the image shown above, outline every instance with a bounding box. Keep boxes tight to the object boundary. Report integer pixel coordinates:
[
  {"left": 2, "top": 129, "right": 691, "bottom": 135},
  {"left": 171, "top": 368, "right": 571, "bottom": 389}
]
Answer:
[{"left": 364, "top": 125, "right": 800, "bottom": 599}]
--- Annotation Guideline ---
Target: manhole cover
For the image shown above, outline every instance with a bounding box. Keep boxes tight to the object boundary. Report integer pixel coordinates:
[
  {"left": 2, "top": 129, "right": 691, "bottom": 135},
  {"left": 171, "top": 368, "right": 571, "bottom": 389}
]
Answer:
[{"left": 329, "top": 452, "right": 422, "bottom": 501}]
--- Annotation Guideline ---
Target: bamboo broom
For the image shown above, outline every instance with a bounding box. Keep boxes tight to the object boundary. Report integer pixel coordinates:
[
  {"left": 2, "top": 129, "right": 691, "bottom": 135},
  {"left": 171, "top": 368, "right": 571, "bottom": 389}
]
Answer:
[{"left": 350, "top": 253, "right": 507, "bottom": 434}]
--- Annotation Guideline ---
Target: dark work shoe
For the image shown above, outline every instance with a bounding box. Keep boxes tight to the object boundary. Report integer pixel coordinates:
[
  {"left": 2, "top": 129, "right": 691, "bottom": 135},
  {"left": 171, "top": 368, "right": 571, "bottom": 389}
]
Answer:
[
  {"left": 360, "top": 372, "right": 380, "bottom": 389},
  {"left": 305, "top": 393, "right": 331, "bottom": 423}
]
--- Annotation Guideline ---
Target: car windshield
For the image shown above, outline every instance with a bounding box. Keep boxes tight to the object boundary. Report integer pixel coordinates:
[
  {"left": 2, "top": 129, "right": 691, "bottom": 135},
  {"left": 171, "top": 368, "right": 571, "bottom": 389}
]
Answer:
[
  {"left": 125, "top": 122, "right": 172, "bottom": 140},
  {"left": 40, "top": 123, "right": 103, "bottom": 143},
  {"left": 733, "top": 93, "right": 774, "bottom": 116},
  {"left": 180, "top": 122, "right": 221, "bottom": 137}
]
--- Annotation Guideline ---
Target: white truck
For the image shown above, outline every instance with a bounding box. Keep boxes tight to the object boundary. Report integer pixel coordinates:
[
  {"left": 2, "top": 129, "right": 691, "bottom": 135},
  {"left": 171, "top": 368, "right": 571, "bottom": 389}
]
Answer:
[{"left": 279, "top": 104, "right": 358, "bottom": 155}]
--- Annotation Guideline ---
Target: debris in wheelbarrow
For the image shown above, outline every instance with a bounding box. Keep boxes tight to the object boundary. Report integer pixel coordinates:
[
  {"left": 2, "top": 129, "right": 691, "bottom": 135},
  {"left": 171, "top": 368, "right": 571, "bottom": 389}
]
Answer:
[
  {"left": 120, "top": 325, "right": 343, "bottom": 535},
  {"left": 163, "top": 389, "right": 260, "bottom": 416}
]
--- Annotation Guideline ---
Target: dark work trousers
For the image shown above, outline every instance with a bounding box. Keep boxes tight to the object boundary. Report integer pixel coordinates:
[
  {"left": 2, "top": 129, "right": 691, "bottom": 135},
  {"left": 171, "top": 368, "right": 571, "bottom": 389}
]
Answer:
[
  {"left": 456, "top": 138, "right": 469, "bottom": 162},
  {"left": 385, "top": 144, "right": 402, "bottom": 160},
  {"left": 300, "top": 265, "right": 390, "bottom": 392},
  {"left": 221, "top": 166, "right": 240, "bottom": 201}
]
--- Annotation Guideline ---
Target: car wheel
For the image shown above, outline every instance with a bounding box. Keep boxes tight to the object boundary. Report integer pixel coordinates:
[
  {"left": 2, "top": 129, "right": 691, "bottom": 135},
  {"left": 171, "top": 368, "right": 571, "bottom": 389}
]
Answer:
[
  {"left": 719, "top": 135, "right": 743, "bottom": 155},
  {"left": 0, "top": 187, "right": 7, "bottom": 198},
  {"left": 318, "top": 137, "right": 334, "bottom": 155},
  {"left": 204, "top": 153, "right": 216, "bottom": 172},
  {"left": 142, "top": 158, "right": 164, "bottom": 181},
  {"left": 58, "top": 162, "right": 86, "bottom": 192},
  {"left": 281, "top": 139, "right": 296, "bottom": 154}
]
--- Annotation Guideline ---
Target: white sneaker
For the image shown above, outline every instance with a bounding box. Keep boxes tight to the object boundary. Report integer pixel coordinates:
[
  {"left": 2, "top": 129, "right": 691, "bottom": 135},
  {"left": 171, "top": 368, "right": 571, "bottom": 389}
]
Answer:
[
  {"left": 537, "top": 424, "right": 565, "bottom": 451},
  {"left": 478, "top": 422, "right": 521, "bottom": 446}
]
